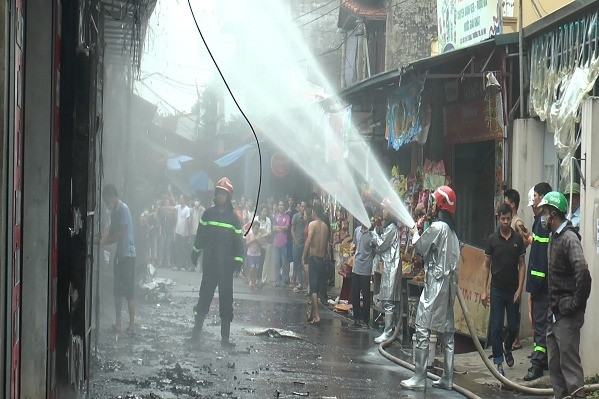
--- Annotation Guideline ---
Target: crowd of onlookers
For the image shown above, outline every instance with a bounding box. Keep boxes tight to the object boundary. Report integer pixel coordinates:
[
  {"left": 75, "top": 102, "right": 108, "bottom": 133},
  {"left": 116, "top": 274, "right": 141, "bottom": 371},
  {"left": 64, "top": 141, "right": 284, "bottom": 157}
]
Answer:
[
  {"left": 137, "top": 188, "right": 331, "bottom": 297},
  {"left": 138, "top": 187, "right": 205, "bottom": 271},
  {"left": 241, "top": 194, "right": 333, "bottom": 296}
]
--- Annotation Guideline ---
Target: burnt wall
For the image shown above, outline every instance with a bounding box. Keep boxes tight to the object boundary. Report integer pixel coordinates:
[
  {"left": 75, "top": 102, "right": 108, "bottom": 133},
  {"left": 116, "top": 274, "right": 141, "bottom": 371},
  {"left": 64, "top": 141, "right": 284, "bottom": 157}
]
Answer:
[{"left": 385, "top": 0, "right": 437, "bottom": 69}]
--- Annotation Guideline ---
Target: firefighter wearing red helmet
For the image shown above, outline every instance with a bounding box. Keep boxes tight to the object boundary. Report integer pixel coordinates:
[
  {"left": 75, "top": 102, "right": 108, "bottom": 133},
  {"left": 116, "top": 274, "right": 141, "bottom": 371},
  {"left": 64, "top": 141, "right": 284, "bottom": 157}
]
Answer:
[
  {"left": 401, "top": 185, "right": 460, "bottom": 390},
  {"left": 433, "top": 185, "right": 457, "bottom": 214},
  {"left": 190, "top": 177, "right": 243, "bottom": 348}
]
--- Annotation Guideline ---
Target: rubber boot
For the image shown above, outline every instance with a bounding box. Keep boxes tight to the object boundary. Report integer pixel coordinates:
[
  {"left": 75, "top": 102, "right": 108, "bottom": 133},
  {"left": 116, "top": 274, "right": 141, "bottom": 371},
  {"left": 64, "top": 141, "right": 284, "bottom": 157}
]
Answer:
[
  {"left": 190, "top": 309, "right": 205, "bottom": 344},
  {"left": 400, "top": 348, "right": 428, "bottom": 390},
  {"left": 374, "top": 313, "right": 394, "bottom": 343},
  {"left": 221, "top": 320, "right": 236, "bottom": 348},
  {"left": 432, "top": 347, "right": 454, "bottom": 390}
]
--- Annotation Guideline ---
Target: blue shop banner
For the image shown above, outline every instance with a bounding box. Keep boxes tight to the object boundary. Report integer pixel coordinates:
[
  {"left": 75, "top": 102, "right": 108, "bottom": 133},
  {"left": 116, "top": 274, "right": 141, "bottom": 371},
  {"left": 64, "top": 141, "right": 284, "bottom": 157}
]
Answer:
[{"left": 386, "top": 79, "right": 429, "bottom": 150}]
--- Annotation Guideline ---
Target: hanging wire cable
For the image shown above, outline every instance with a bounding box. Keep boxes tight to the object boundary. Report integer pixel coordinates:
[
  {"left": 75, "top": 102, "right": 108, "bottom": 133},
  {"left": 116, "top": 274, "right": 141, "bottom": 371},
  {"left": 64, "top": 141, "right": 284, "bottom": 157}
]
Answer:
[
  {"left": 298, "top": 1, "right": 347, "bottom": 28},
  {"left": 187, "top": 0, "right": 262, "bottom": 236},
  {"left": 533, "top": 0, "right": 548, "bottom": 15},
  {"left": 293, "top": 0, "right": 338, "bottom": 21},
  {"left": 293, "top": 0, "right": 416, "bottom": 64},
  {"left": 297, "top": 0, "right": 411, "bottom": 29},
  {"left": 530, "top": 0, "right": 543, "bottom": 18},
  {"left": 103, "top": 0, "right": 133, "bottom": 21},
  {"left": 317, "top": 24, "right": 359, "bottom": 57}
]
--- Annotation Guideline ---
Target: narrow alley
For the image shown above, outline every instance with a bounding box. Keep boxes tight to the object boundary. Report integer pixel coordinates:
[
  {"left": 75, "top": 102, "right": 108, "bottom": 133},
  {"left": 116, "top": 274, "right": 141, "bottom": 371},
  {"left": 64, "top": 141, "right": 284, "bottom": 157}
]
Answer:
[{"left": 89, "top": 268, "right": 549, "bottom": 399}]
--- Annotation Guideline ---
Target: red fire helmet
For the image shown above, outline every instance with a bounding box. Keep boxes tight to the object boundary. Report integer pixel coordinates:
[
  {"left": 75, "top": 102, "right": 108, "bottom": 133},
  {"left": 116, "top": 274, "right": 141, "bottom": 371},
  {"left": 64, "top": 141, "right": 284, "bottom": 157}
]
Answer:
[
  {"left": 216, "top": 177, "right": 234, "bottom": 196},
  {"left": 433, "top": 185, "right": 456, "bottom": 214}
]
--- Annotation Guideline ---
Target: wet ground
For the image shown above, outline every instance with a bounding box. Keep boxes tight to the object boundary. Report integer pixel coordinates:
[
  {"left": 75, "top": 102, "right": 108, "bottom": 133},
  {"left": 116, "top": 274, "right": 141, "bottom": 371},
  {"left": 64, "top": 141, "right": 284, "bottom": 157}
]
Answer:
[{"left": 89, "top": 268, "right": 551, "bottom": 399}]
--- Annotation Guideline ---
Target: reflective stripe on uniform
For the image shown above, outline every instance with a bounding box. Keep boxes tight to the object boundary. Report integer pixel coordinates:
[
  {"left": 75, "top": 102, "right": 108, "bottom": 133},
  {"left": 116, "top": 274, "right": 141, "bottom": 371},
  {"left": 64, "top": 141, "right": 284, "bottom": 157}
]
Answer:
[
  {"left": 200, "top": 219, "right": 242, "bottom": 234},
  {"left": 532, "top": 233, "right": 549, "bottom": 243},
  {"left": 234, "top": 256, "right": 243, "bottom": 263},
  {"left": 530, "top": 270, "right": 546, "bottom": 278},
  {"left": 534, "top": 345, "right": 547, "bottom": 354},
  {"left": 193, "top": 246, "right": 202, "bottom": 253}
]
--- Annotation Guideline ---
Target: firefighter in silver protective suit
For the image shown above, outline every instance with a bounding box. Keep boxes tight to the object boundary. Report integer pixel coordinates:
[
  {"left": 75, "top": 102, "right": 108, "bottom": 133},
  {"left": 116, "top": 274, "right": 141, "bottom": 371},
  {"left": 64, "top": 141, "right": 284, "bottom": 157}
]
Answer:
[
  {"left": 372, "top": 204, "right": 401, "bottom": 344},
  {"left": 400, "top": 186, "right": 460, "bottom": 390}
]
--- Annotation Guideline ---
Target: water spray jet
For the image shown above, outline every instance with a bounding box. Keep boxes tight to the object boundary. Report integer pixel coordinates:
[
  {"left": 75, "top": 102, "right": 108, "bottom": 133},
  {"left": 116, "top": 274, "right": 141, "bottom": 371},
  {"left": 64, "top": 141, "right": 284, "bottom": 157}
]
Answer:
[{"left": 181, "top": 0, "right": 417, "bottom": 229}]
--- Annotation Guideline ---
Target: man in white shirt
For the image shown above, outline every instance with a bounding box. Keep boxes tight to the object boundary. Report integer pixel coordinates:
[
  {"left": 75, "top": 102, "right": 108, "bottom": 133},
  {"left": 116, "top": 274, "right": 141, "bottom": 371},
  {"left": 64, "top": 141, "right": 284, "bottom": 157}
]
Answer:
[
  {"left": 563, "top": 183, "right": 581, "bottom": 231},
  {"left": 191, "top": 200, "right": 205, "bottom": 271},
  {"left": 174, "top": 195, "right": 191, "bottom": 270}
]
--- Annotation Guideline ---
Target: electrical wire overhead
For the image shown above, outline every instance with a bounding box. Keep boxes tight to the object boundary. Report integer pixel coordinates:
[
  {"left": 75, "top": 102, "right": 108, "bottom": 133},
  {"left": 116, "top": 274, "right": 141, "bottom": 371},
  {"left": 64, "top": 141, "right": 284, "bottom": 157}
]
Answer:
[
  {"left": 298, "top": 1, "right": 346, "bottom": 28},
  {"left": 187, "top": 0, "right": 262, "bottom": 236},
  {"left": 293, "top": 0, "right": 338, "bottom": 21}
]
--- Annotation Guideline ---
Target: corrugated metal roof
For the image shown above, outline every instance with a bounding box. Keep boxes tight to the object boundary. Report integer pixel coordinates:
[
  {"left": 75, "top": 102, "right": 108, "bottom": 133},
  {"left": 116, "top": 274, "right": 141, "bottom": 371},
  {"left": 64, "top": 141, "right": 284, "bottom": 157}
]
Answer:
[
  {"left": 100, "top": 0, "right": 157, "bottom": 68},
  {"left": 338, "top": 33, "right": 518, "bottom": 98}
]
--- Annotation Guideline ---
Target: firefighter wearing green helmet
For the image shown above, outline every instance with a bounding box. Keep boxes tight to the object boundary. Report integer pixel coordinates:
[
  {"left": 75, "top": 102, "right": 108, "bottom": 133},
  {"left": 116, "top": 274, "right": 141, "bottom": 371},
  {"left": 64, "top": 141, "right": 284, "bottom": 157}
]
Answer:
[
  {"left": 538, "top": 191, "right": 591, "bottom": 399},
  {"left": 524, "top": 182, "right": 552, "bottom": 381}
]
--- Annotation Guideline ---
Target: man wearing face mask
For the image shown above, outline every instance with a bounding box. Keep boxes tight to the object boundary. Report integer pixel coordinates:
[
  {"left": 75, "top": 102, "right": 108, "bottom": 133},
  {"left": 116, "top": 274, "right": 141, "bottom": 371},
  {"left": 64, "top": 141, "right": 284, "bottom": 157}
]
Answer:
[
  {"left": 523, "top": 182, "right": 552, "bottom": 381},
  {"left": 401, "top": 186, "right": 460, "bottom": 390},
  {"left": 538, "top": 191, "right": 591, "bottom": 399}
]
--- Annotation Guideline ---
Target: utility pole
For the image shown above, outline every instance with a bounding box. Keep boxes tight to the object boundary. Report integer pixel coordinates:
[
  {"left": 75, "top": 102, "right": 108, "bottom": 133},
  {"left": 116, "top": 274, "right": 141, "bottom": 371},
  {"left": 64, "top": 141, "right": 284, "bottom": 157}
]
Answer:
[{"left": 518, "top": 0, "right": 524, "bottom": 118}]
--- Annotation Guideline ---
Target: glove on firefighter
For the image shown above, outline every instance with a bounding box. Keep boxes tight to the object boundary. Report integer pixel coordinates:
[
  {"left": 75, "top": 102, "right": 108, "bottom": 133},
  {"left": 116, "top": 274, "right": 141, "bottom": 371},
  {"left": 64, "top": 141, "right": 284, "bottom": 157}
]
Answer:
[{"left": 410, "top": 225, "right": 420, "bottom": 244}]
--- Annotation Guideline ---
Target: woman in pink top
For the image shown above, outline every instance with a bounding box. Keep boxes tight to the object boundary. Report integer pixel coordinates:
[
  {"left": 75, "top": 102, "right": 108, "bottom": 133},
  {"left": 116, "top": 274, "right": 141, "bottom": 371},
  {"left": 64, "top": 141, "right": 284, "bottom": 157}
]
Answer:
[
  {"left": 245, "top": 222, "right": 262, "bottom": 289},
  {"left": 272, "top": 201, "right": 290, "bottom": 286}
]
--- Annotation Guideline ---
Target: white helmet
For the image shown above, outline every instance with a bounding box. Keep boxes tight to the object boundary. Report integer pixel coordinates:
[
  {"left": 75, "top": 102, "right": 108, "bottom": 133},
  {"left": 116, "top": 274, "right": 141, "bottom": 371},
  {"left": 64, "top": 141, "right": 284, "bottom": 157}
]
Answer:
[{"left": 527, "top": 186, "right": 535, "bottom": 207}]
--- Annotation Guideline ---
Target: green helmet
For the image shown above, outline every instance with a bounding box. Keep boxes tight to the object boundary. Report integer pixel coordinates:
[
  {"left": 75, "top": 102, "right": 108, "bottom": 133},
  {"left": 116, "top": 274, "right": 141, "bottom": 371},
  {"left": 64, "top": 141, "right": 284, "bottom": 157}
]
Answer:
[{"left": 538, "top": 191, "right": 568, "bottom": 213}]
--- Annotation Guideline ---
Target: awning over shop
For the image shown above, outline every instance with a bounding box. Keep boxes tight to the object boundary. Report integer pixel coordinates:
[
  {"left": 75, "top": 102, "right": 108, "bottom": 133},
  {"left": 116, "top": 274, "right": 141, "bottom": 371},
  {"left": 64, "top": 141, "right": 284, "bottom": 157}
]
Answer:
[{"left": 338, "top": 33, "right": 518, "bottom": 99}]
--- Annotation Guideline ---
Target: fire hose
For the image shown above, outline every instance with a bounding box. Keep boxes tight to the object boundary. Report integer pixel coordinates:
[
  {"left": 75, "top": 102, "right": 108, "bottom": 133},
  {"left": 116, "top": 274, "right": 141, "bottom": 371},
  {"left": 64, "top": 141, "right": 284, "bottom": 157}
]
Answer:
[{"left": 378, "top": 289, "right": 599, "bottom": 398}]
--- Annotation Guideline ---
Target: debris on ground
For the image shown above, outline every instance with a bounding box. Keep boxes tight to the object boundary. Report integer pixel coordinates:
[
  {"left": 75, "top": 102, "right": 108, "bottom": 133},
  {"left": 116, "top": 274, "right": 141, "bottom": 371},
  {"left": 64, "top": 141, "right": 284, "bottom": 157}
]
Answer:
[
  {"left": 245, "top": 327, "right": 303, "bottom": 339},
  {"left": 139, "top": 264, "right": 176, "bottom": 303},
  {"left": 114, "top": 394, "right": 163, "bottom": 399}
]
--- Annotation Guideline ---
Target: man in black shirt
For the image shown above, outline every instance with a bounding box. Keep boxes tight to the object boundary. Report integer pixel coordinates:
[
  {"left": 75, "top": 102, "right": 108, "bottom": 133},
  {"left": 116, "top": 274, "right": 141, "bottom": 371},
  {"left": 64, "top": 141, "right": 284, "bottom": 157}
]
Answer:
[{"left": 481, "top": 203, "right": 526, "bottom": 377}]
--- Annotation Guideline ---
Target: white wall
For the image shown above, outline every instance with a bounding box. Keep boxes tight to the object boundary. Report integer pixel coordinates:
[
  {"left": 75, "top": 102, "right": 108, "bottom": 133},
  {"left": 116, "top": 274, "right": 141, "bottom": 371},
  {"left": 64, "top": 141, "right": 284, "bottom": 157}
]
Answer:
[
  {"left": 511, "top": 118, "right": 545, "bottom": 338},
  {"left": 513, "top": 106, "right": 599, "bottom": 376},
  {"left": 579, "top": 98, "right": 599, "bottom": 376}
]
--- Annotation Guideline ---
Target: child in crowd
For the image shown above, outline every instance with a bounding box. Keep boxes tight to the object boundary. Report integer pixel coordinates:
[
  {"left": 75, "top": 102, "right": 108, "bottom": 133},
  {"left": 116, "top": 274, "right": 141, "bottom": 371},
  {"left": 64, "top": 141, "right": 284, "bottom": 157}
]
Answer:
[{"left": 245, "top": 222, "right": 263, "bottom": 289}]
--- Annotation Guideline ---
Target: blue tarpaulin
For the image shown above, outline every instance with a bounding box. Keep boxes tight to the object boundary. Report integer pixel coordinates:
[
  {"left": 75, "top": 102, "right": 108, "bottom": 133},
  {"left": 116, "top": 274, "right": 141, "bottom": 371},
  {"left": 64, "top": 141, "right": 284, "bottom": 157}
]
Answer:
[
  {"left": 166, "top": 154, "right": 193, "bottom": 170},
  {"left": 386, "top": 79, "right": 426, "bottom": 150},
  {"left": 188, "top": 171, "right": 210, "bottom": 192},
  {"left": 214, "top": 144, "right": 253, "bottom": 167}
]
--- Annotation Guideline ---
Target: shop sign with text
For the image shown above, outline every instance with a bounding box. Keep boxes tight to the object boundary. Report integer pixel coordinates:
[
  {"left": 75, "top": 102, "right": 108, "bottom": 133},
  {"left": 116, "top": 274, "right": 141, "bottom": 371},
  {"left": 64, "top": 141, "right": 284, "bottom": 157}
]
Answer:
[{"left": 437, "top": 0, "right": 502, "bottom": 53}]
